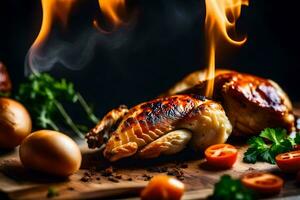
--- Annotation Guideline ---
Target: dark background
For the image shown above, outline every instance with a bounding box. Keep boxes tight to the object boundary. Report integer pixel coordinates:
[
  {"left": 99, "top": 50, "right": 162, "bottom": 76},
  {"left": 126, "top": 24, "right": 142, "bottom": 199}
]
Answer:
[{"left": 0, "top": 0, "right": 299, "bottom": 118}]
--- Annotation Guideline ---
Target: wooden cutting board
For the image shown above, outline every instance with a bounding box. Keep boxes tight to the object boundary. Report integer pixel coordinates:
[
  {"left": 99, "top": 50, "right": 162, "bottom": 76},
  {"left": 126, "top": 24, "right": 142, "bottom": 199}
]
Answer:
[{"left": 0, "top": 140, "right": 300, "bottom": 200}]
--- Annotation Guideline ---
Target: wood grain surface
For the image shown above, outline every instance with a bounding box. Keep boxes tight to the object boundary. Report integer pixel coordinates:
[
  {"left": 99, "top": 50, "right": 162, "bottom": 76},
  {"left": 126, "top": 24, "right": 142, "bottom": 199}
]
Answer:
[
  {"left": 1, "top": 142, "right": 299, "bottom": 200},
  {"left": 1, "top": 106, "right": 300, "bottom": 200}
]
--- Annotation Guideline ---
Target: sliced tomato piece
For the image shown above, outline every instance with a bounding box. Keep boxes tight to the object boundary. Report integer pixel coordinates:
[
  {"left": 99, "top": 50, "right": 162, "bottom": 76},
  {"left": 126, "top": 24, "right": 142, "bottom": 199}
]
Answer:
[
  {"left": 204, "top": 144, "right": 238, "bottom": 169},
  {"left": 276, "top": 150, "right": 300, "bottom": 173},
  {"left": 140, "top": 175, "right": 185, "bottom": 200},
  {"left": 241, "top": 172, "right": 283, "bottom": 196}
]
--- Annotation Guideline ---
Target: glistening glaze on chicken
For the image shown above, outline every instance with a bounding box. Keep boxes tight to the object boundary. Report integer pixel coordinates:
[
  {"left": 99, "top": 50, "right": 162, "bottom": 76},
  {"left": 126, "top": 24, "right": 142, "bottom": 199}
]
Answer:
[
  {"left": 86, "top": 95, "right": 232, "bottom": 161},
  {"left": 165, "top": 70, "right": 294, "bottom": 135}
]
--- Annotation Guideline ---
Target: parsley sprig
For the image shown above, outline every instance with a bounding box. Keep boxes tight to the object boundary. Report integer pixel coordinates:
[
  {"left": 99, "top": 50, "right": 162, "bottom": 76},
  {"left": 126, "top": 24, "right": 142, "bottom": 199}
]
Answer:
[
  {"left": 208, "top": 175, "right": 254, "bottom": 200},
  {"left": 243, "top": 128, "right": 300, "bottom": 164},
  {"left": 16, "top": 73, "right": 98, "bottom": 138}
]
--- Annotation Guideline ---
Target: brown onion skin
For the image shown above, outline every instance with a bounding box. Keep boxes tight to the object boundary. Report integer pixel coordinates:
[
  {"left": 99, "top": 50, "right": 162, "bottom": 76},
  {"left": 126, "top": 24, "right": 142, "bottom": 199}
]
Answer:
[
  {"left": 0, "top": 98, "right": 32, "bottom": 148},
  {"left": 19, "top": 130, "right": 82, "bottom": 177}
]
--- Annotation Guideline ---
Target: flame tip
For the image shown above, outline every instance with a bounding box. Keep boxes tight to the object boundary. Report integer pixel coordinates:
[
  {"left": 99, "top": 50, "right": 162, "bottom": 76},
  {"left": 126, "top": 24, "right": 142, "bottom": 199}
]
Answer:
[
  {"left": 28, "top": 0, "right": 129, "bottom": 72},
  {"left": 98, "top": 0, "right": 127, "bottom": 30},
  {"left": 204, "top": 0, "right": 249, "bottom": 97}
]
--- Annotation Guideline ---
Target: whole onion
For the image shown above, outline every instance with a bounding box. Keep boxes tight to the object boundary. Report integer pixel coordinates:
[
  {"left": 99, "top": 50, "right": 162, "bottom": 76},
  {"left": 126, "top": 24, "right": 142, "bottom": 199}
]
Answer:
[
  {"left": 0, "top": 98, "right": 32, "bottom": 148},
  {"left": 19, "top": 130, "right": 82, "bottom": 177}
]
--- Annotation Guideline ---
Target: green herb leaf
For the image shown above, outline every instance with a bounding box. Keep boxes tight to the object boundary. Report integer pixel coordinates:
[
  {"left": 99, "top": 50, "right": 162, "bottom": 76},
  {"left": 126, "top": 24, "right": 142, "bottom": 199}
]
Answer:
[
  {"left": 270, "top": 139, "right": 293, "bottom": 155},
  {"left": 16, "top": 73, "right": 98, "bottom": 138},
  {"left": 247, "top": 137, "right": 268, "bottom": 150},
  {"left": 243, "top": 147, "right": 260, "bottom": 163},
  {"left": 208, "top": 175, "right": 254, "bottom": 200},
  {"left": 260, "top": 128, "right": 287, "bottom": 144},
  {"left": 243, "top": 137, "right": 267, "bottom": 163},
  {"left": 260, "top": 149, "right": 275, "bottom": 164},
  {"left": 243, "top": 128, "right": 295, "bottom": 164},
  {"left": 295, "top": 133, "right": 300, "bottom": 144}
]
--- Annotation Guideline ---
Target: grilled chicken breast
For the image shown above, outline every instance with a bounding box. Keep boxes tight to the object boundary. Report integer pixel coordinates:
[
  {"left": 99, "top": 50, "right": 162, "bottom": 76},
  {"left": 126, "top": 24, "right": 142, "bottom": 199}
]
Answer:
[
  {"left": 165, "top": 70, "right": 294, "bottom": 136},
  {"left": 86, "top": 94, "right": 232, "bottom": 161}
]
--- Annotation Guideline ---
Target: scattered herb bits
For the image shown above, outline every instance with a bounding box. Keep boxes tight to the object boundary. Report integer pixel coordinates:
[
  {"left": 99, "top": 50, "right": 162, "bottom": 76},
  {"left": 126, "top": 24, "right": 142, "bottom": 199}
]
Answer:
[{"left": 47, "top": 187, "right": 59, "bottom": 198}]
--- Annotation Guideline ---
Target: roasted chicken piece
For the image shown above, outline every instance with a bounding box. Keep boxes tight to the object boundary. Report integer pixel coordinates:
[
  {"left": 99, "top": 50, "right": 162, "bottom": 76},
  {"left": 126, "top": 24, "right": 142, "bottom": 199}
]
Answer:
[
  {"left": 164, "top": 70, "right": 294, "bottom": 136},
  {"left": 164, "top": 69, "right": 231, "bottom": 96},
  {"left": 86, "top": 94, "right": 232, "bottom": 161}
]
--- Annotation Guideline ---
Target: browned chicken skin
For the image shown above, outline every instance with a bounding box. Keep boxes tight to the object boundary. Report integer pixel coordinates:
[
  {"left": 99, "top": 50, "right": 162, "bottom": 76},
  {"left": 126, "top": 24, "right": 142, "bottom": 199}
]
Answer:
[
  {"left": 86, "top": 94, "right": 232, "bottom": 161},
  {"left": 86, "top": 70, "right": 294, "bottom": 161},
  {"left": 165, "top": 70, "right": 294, "bottom": 135},
  {"left": 87, "top": 105, "right": 129, "bottom": 149}
]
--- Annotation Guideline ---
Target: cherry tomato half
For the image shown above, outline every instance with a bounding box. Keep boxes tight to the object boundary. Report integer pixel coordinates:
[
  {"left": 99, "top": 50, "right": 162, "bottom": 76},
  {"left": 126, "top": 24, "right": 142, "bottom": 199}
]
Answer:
[
  {"left": 276, "top": 150, "right": 300, "bottom": 173},
  {"left": 204, "top": 144, "right": 238, "bottom": 169},
  {"left": 140, "top": 175, "right": 185, "bottom": 200},
  {"left": 241, "top": 172, "right": 283, "bottom": 196}
]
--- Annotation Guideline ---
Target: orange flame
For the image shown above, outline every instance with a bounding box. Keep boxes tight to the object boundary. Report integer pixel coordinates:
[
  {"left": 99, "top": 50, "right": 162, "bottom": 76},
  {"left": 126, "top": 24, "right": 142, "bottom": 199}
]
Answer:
[
  {"left": 95, "top": 0, "right": 128, "bottom": 31},
  {"left": 28, "top": 0, "right": 75, "bottom": 73},
  {"left": 204, "top": 0, "right": 249, "bottom": 97}
]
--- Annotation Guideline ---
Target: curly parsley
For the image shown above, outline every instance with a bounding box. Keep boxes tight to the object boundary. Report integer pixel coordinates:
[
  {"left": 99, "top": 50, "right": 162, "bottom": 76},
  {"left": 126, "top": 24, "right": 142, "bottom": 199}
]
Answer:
[
  {"left": 243, "top": 128, "right": 300, "bottom": 164},
  {"left": 208, "top": 175, "right": 254, "bottom": 200}
]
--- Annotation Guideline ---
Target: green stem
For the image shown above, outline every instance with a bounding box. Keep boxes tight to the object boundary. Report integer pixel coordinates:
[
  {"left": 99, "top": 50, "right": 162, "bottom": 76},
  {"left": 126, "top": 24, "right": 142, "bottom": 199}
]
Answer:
[
  {"left": 76, "top": 92, "right": 99, "bottom": 124},
  {"left": 54, "top": 100, "right": 84, "bottom": 138},
  {"left": 46, "top": 119, "right": 59, "bottom": 131}
]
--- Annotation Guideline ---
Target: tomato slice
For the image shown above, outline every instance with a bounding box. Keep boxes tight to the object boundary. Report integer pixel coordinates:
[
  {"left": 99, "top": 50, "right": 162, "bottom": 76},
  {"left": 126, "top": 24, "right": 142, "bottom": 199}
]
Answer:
[
  {"left": 276, "top": 150, "right": 300, "bottom": 173},
  {"left": 204, "top": 144, "right": 238, "bottom": 169},
  {"left": 140, "top": 175, "right": 185, "bottom": 200},
  {"left": 241, "top": 172, "right": 283, "bottom": 196}
]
